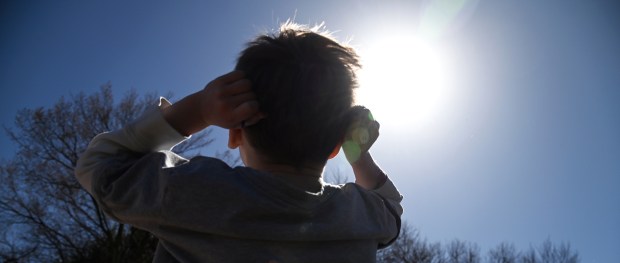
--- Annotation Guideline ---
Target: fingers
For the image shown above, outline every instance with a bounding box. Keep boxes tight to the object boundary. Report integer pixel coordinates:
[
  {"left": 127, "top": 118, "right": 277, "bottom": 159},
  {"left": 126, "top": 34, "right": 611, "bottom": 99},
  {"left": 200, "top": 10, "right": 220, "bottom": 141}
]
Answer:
[
  {"left": 210, "top": 70, "right": 245, "bottom": 86},
  {"left": 225, "top": 81, "right": 262, "bottom": 127},
  {"left": 347, "top": 106, "right": 378, "bottom": 131},
  {"left": 203, "top": 71, "right": 268, "bottom": 129},
  {"left": 211, "top": 72, "right": 255, "bottom": 109},
  {"left": 367, "top": 120, "right": 380, "bottom": 146},
  {"left": 242, "top": 112, "right": 267, "bottom": 127},
  {"left": 350, "top": 105, "right": 371, "bottom": 119},
  {"left": 343, "top": 105, "right": 380, "bottom": 157},
  {"left": 232, "top": 100, "right": 260, "bottom": 126},
  {"left": 206, "top": 71, "right": 252, "bottom": 97},
  {"left": 228, "top": 90, "right": 256, "bottom": 106},
  {"left": 220, "top": 78, "right": 252, "bottom": 96}
]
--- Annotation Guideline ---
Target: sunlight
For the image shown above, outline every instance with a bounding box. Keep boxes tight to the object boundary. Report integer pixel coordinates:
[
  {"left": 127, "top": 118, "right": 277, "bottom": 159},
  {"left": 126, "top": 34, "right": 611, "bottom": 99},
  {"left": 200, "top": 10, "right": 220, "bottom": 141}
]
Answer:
[{"left": 356, "top": 35, "right": 453, "bottom": 132}]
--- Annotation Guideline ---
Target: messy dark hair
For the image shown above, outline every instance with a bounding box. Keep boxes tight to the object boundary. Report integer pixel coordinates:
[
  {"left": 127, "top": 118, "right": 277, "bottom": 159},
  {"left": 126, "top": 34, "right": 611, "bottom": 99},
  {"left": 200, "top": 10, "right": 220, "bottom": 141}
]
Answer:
[{"left": 235, "top": 23, "right": 360, "bottom": 167}]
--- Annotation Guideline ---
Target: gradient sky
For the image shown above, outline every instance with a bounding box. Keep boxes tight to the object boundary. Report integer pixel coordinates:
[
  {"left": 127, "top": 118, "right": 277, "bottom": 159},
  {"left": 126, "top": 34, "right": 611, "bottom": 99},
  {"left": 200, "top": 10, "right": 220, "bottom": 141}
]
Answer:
[{"left": 1, "top": 1, "right": 619, "bottom": 262}]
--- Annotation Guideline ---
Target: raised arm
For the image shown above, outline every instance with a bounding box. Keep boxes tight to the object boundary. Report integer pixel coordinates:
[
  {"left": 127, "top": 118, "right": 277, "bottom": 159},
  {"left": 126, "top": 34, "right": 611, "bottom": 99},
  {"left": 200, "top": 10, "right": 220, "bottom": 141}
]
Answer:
[
  {"left": 350, "top": 152, "right": 387, "bottom": 189},
  {"left": 343, "top": 106, "right": 403, "bottom": 215},
  {"left": 163, "top": 70, "right": 260, "bottom": 136},
  {"left": 74, "top": 71, "right": 262, "bottom": 227},
  {"left": 342, "top": 106, "right": 386, "bottom": 189}
]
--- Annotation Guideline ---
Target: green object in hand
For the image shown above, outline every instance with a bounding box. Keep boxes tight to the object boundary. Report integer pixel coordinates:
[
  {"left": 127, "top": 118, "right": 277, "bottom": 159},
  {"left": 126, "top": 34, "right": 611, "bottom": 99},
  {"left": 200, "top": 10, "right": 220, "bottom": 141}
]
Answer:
[
  {"left": 342, "top": 140, "right": 362, "bottom": 164},
  {"left": 342, "top": 106, "right": 379, "bottom": 164}
]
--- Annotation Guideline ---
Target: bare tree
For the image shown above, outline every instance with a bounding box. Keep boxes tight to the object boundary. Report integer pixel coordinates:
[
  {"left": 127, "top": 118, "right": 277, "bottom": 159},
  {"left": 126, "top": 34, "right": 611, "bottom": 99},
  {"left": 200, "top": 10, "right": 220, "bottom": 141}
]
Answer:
[
  {"left": 0, "top": 85, "right": 216, "bottom": 262},
  {"left": 324, "top": 167, "right": 351, "bottom": 185},
  {"left": 464, "top": 242, "right": 482, "bottom": 263},
  {"left": 377, "top": 222, "right": 446, "bottom": 263},
  {"left": 520, "top": 248, "right": 538, "bottom": 263},
  {"left": 519, "top": 239, "right": 579, "bottom": 263},
  {"left": 447, "top": 240, "right": 467, "bottom": 263},
  {"left": 377, "top": 223, "right": 578, "bottom": 263},
  {"left": 447, "top": 240, "right": 481, "bottom": 263},
  {"left": 488, "top": 242, "right": 518, "bottom": 263},
  {"left": 377, "top": 222, "right": 416, "bottom": 263}
]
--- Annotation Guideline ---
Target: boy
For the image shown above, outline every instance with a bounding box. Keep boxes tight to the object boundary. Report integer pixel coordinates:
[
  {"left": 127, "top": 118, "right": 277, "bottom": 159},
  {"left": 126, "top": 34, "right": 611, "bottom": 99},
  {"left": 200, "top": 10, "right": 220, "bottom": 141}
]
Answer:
[{"left": 75, "top": 23, "right": 403, "bottom": 263}]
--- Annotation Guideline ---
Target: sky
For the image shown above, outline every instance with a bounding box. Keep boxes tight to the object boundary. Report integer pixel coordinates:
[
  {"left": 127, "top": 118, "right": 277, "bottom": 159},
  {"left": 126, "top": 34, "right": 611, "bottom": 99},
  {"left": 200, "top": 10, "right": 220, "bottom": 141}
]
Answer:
[{"left": 1, "top": 0, "right": 619, "bottom": 262}]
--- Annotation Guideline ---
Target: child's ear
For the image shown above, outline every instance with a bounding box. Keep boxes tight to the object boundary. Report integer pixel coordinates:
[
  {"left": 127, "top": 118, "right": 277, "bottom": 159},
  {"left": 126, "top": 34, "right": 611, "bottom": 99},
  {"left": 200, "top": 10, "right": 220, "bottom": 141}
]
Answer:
[
  {"left": 228, "top": 128, "right": 243, "bottom": 149},
  {"left": 328, "top": 143, "right": 342, "bottom": 159}
]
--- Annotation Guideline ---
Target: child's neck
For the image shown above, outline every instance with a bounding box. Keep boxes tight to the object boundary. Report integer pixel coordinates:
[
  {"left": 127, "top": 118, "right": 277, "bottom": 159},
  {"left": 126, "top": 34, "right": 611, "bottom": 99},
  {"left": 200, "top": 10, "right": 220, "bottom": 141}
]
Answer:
[
  {"left": 253, "top": 162, "right": 324, "bottom": 179},
  {"left": 249, "top": 161, "right": 325, "bottom": 193}
]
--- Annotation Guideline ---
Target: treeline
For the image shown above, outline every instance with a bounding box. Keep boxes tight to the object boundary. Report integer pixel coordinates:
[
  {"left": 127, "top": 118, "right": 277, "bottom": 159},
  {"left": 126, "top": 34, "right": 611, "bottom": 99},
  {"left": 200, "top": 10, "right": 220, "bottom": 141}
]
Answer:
[{"left": 377, "top": 223, "right": 579, "bottom": 263}]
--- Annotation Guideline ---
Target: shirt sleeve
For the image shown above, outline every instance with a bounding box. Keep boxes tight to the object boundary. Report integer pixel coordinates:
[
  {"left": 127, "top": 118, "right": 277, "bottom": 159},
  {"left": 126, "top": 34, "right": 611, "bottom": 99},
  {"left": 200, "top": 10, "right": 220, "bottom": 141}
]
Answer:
[
  {"left": 370, "top": 177, "right": 403, "bottom": 248},
  {"left": 74, "top": 98, "right": 189, "bottom": 229},
  {"left": 372, "top": 178, "right": 404, "bottom": 217},
  {"left": 75, "top": 97, "right": 185, "bottom": 196}
]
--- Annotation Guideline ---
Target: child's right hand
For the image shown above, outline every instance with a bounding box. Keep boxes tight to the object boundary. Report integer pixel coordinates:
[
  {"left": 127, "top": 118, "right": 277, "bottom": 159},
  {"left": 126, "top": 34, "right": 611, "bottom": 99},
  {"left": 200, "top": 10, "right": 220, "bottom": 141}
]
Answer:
[
  {"left": 198, "top": 71, "right": 261, "bottom": 129},
  {"left": 342, "top": 106, "right": 380, "bottom": 164}
]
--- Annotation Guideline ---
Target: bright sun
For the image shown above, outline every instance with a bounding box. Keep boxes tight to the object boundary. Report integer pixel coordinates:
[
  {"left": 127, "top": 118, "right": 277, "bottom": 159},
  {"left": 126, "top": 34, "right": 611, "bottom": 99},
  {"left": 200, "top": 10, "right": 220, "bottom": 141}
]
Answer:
[{"left": 356, "top": 36, "right": 453, "bottom": 132}]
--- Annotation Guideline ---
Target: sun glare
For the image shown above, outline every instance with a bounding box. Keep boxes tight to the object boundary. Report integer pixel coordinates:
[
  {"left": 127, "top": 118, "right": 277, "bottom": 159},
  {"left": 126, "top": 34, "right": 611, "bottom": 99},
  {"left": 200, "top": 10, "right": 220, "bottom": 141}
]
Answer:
[{"left": 356, "top": 36, "right": 453, "bottom": 132}]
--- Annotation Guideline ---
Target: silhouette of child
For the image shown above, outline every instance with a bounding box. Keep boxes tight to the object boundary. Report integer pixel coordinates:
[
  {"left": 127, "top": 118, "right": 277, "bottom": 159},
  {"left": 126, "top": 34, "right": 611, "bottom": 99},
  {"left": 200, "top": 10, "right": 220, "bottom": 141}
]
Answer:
[{"left": 76, "top": 23, "right": 402, "bottom": 263}]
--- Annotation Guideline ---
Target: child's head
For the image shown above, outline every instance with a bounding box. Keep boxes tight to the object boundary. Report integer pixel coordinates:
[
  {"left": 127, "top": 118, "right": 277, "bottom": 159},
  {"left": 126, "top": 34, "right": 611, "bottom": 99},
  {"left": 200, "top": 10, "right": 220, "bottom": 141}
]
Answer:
[{"left": 235, "top": 23, "right": 360, "bottom": 168}]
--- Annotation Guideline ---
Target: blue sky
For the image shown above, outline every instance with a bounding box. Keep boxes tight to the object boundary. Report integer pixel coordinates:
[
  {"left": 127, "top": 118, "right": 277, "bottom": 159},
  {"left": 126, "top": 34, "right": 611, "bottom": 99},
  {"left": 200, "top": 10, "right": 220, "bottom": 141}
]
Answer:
[{"left": 1, "top": 1, "right": 619, "bottom": 262}]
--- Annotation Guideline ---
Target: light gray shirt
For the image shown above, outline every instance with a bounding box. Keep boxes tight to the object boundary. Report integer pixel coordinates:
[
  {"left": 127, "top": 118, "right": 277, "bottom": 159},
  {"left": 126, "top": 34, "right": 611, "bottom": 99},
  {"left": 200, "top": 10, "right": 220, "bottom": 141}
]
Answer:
[{"left": 75, "top": 98, "right": 403, "bottom": 263}]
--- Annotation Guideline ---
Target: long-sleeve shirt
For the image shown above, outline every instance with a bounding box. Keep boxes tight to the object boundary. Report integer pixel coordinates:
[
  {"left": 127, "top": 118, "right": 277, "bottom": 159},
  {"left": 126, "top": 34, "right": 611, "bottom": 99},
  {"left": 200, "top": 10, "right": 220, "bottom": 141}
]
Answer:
[{"left": 75, "top": 98, "right": 403, "bottom": 263}]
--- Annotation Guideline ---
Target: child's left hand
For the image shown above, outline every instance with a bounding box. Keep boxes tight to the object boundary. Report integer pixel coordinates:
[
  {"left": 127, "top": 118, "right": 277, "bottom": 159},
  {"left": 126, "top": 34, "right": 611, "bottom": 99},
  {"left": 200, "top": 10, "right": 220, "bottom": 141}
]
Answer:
[{"left": 342, "top": 106, "right": 380, "bottom": 164}]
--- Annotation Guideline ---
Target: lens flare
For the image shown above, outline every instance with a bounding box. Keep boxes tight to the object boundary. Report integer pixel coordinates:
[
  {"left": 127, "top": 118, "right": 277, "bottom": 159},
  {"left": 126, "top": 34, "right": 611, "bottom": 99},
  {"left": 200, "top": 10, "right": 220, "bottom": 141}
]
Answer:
[{"left": 419, "top": 0, "right": 480, "bottom": 39}]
